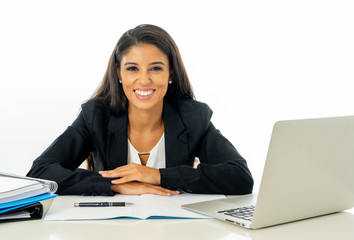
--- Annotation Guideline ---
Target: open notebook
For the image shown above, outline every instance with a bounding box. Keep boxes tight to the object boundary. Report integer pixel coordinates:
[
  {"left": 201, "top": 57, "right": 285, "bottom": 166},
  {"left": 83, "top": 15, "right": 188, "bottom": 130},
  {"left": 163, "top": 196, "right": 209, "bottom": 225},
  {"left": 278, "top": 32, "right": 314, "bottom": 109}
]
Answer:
[{"left": 45, "top": 194, "right": 226, "bottom": 220}]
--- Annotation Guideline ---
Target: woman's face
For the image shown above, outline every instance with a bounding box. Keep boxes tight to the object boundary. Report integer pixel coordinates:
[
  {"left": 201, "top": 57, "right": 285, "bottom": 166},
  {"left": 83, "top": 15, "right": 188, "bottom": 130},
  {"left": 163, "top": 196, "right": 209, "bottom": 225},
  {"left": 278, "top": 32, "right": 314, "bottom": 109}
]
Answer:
[{"left": 118, "top": 43, "right": 172, "bottom": 113}]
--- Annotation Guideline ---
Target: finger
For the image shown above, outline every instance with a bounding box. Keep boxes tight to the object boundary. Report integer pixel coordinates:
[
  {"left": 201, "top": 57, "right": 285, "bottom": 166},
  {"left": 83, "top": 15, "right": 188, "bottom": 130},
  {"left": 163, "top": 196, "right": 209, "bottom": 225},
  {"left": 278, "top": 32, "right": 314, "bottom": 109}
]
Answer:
[
  {"left": 99, "top": 169, "right": 122, "bottom": 177},
  {"left": 100, "top": 168, "right": 133, "bottom": 178},
  {"left": 146, "top": 187, "right": 173, "bottom": 196},
  {"left": 111, "top": 182, "right": 181, "bottom": 196},
  {"left": 148, "top": 185, "right": 181, "bottom": 196},
  {"left": 153, "top": 189, "right": 180, "bottom": 196},
  {"left": 99, "top": 164, "right": 141, "bottom": 178},
  {"left": 111, "top": 175, "right": 137, "bottom": 184},
  {"left": 110, "top": 168, "right": 157, "bottom": 184},
  {"left": 102, "top": 165, "right": 160, "bottom": 185}
]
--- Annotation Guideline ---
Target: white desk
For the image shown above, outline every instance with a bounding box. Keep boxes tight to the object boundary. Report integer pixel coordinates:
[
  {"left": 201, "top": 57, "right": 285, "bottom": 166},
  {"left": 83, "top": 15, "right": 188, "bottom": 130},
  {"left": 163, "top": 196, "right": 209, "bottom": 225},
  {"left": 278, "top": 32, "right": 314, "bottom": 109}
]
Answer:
[{"left": 1, "top": 198, "right": 353, "bottom": 240}]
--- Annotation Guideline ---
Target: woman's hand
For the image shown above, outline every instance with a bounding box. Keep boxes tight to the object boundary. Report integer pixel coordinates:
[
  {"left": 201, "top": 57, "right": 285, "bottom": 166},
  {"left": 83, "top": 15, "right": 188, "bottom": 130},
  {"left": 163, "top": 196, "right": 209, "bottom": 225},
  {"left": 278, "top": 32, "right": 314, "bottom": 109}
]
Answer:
[
  {"left": 100, "top": 164, "right": 180, "bottom": 196},
  {"left": 110, "top": 182, "right": 180, "bottom": 196},
  {"left": 99, "top": 163, "right": 161, "bottom": 185}
]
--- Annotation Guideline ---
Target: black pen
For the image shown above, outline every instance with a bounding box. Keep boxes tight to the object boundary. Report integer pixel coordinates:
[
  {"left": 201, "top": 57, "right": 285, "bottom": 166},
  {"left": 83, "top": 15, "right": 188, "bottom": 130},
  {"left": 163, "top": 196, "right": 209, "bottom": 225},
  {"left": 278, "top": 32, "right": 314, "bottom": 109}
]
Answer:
[{"left": 74, "top": 202, "right": 133, "bottom": 207}]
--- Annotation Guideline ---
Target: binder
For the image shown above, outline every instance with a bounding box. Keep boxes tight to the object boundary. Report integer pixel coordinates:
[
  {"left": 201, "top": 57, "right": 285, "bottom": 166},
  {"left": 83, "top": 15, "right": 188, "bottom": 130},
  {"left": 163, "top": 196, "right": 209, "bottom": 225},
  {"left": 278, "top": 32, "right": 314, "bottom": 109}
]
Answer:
[
  {"left": 0, "top": 202, "right": 43, "bottom": 222},
  {"left": 0, "top": 172, "right": 58, "bottom": 221},
  {"left": 0, "top": 192, "right": 57, "bottom": 214}
]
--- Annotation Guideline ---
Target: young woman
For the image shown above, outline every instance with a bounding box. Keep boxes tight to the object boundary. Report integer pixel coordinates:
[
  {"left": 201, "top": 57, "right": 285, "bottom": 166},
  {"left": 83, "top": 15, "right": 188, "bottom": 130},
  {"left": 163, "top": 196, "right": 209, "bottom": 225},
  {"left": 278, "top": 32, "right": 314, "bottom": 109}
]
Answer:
[{"left": 27, "top": 24, "right": 253, "bottom": 196}]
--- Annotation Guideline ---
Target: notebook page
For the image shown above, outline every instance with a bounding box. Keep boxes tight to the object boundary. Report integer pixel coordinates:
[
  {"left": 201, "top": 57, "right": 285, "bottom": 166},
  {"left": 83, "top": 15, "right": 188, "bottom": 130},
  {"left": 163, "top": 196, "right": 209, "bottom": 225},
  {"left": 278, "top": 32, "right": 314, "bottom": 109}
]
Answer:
[
  {"left": 44, "top": 195, "right": 143, "bottom": 220},
  {"left": 140, "top": 193, "right": 227, "bottom": 219}
]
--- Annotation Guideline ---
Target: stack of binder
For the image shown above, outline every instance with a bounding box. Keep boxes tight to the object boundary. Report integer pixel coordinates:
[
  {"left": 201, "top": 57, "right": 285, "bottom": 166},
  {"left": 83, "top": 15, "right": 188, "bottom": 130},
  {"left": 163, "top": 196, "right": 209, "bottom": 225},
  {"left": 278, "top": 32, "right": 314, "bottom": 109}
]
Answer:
[{"left": 0, "top": 172, "right": 58, "bottom": 222}]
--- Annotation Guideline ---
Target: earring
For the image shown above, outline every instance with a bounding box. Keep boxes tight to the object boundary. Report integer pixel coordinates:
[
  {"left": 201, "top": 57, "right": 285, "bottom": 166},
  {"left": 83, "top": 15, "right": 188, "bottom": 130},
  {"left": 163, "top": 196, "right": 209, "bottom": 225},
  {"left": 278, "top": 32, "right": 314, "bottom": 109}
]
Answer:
[
  {"left": 168, "top": 80, "right": 173, "bottom": 84},
  {"left": 119, "top": 80, "right": 122, "bottom": 84}
]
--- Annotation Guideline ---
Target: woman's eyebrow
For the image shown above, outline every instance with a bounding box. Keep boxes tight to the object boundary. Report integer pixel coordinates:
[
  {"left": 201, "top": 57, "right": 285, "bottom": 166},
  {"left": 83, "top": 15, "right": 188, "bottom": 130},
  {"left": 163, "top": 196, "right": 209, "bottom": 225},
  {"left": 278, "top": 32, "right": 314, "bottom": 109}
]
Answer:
[
  {"left": 123, "top": 61, "right": 166, "bottom": 66},
  {"left": 150, "top": 61, "right": 166, "bottom": 66},
  {"left": 123, "top": 62, "right": 138, "bottom": 66}
]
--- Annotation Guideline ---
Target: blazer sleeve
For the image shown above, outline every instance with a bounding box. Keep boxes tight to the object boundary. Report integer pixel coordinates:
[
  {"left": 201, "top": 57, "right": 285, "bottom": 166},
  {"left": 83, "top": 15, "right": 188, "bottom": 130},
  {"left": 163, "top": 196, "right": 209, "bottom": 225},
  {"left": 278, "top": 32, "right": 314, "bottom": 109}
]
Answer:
[
  {"left": 160, "top": 122, "right": 254, "bottom": 195},
  {"left": 26, "top": 104, "right": 114, "bottom": 196}
]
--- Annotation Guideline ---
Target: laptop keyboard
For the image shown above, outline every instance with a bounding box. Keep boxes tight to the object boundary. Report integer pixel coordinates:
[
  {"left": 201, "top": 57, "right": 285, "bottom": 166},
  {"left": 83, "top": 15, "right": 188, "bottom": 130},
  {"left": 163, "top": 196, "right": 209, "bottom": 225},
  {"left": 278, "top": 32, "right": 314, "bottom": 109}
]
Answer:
[{"left": 217, "top": 205, "right": 255, "bottom": 222}]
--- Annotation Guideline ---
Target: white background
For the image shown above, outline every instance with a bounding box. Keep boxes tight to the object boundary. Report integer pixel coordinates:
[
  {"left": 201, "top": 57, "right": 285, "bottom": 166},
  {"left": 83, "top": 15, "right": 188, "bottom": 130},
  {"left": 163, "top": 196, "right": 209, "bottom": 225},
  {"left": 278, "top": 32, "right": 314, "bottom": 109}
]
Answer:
[{"left": 0, "top": 0, "right": 353, "bottom": 192}]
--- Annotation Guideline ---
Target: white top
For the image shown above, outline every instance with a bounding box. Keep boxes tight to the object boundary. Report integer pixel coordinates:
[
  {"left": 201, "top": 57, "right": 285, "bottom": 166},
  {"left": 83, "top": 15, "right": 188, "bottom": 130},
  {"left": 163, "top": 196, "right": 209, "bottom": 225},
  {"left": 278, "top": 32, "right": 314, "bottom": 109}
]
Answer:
[{"left": 127, "top": 133, "right": 166, "bottom": 169}]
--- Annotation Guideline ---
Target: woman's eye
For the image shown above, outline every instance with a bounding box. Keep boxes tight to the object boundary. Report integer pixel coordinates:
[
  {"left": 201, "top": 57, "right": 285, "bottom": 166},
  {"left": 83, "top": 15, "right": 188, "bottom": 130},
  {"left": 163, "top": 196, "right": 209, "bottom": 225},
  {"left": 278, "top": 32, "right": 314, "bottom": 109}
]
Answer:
[
  {"left": 151, "top": 66, "right": 162, "bottom": 71},
  {"left": 126, "top": 66, "right": 138, "bottom": 71}
]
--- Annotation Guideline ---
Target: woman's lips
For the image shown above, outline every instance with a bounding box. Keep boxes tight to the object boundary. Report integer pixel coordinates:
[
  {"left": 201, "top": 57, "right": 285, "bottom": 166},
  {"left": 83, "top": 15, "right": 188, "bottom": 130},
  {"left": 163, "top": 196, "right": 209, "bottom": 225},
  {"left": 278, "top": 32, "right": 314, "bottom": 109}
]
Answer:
[{"left": 134, "top": 89, "right": 155, "bottom": 100}]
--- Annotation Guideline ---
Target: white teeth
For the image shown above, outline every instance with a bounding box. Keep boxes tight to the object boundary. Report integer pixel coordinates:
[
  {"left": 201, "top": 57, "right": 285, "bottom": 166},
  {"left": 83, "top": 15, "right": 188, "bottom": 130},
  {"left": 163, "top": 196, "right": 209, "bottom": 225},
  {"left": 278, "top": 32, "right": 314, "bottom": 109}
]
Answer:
[{"left": 135, "top": 90, "right": 154, "bottom": 96}]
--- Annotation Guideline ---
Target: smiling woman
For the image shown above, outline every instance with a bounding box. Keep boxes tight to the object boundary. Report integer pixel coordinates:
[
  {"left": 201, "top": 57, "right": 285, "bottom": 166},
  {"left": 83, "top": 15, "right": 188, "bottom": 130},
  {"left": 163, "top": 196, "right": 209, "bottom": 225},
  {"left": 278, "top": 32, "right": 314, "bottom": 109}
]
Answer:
[{"left": 26, "top": 24, "right": 254, "bottom": 196}]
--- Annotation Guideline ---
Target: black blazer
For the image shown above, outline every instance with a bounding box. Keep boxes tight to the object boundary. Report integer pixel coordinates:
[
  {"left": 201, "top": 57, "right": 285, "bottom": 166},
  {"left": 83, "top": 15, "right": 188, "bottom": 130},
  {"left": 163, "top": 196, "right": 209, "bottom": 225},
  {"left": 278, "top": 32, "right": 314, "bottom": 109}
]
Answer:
[{"left": 27, "top": 98, "right": 253, "bottom": 195}]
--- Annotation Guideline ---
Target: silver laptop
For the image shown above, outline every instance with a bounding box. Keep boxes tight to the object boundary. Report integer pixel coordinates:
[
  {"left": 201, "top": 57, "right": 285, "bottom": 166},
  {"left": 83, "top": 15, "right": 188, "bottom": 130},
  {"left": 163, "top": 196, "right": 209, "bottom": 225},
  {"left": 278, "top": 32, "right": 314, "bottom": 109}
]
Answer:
[{"left": 182, "top": 115, "right": 354, "bottom": 229}]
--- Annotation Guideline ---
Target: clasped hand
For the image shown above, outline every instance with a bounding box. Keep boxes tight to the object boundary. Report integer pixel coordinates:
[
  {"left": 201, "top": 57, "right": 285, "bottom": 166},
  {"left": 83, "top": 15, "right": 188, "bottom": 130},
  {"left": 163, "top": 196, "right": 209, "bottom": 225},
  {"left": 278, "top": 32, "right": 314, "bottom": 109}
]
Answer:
[{"left": 99, "top": 163, "right": 179, "bottom": 196}]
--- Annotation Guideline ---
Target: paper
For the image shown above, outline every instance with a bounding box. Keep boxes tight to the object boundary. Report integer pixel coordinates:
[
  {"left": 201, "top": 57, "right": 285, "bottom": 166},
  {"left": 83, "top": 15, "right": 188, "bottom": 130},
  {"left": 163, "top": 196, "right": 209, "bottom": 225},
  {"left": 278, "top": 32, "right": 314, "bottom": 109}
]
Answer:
[
  {"left": 0, "top": 209, "right": 31, "bottom": 220},
  {"left": 44, "top": 193, "right": 226, "bottom": 220},
  {"left": 0, "top": 176, "right": 40, "bottom": 194},
  {"left": 0, "top": 177, "right": 44, "bottom": 203},
  {"left": 0, "top": 172, "right": 58, "bottom": 204}
]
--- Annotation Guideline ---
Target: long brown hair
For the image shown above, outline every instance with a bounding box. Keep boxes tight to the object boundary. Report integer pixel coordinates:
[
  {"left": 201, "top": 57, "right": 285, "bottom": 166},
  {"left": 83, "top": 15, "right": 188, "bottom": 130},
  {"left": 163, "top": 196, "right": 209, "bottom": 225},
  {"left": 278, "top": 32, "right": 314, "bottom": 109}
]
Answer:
[
  {"left": 86, "top": 24, "right": 195, "bottom": 170},
  {"left": 91, "top": 24, "right": 194, "bottom": 116}
]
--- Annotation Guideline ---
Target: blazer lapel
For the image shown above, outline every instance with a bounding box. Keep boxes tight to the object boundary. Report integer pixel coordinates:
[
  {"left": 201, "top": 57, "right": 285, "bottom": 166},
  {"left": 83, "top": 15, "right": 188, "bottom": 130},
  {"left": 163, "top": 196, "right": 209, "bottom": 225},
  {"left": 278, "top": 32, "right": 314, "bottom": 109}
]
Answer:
[
  {"left": 106, "top": 113, "right": 128, "bottom": 170},
  {"left": 163, "top": 100, "right": 190, "bottom": 167}
]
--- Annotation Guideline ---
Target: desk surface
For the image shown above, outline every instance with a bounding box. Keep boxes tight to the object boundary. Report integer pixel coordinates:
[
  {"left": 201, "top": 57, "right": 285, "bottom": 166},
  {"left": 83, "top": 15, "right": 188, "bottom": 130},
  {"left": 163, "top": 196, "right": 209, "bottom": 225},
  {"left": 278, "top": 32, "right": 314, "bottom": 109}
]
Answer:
[{"left": 1, "top": 198, "right": 353, "bottom": 240}]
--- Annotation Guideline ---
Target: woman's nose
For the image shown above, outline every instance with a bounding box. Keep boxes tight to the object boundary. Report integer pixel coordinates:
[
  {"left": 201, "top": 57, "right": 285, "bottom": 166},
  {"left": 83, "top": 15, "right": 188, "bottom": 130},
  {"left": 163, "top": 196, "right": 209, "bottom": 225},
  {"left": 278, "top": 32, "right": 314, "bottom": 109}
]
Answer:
[{"left": 137, "top": 71, "right": 151, "bottom": 84}]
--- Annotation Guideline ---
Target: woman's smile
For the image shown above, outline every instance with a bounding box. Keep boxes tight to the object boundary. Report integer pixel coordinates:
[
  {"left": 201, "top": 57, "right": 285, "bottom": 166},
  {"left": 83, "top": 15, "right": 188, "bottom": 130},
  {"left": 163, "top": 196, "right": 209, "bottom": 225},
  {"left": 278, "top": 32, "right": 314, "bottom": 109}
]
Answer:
[{"left": 134, "top": 88, "right": 156, "bottom": 100}]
